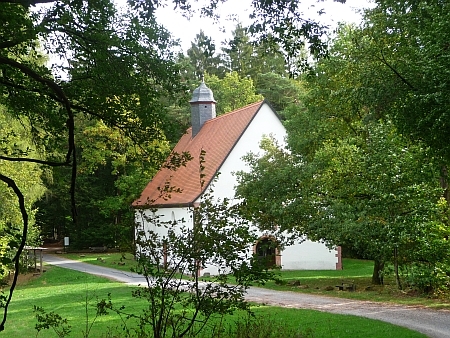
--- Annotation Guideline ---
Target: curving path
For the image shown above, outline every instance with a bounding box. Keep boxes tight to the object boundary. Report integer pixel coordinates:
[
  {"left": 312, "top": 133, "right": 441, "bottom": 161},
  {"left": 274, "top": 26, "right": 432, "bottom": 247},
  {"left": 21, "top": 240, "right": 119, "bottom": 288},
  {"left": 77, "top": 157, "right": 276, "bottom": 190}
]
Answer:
[{"left": 43, "top": 254, "right": 450, "bottom": 338}]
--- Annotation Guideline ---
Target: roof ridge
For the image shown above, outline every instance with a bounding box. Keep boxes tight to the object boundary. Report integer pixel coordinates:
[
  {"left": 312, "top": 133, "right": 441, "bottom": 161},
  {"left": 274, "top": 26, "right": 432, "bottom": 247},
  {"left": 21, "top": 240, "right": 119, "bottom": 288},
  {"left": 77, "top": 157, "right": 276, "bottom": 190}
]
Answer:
[
  {"left": 183, "top": 100, "right": 263, "bottom": 132},
  {"left": 203, "top": 100, "right": 263, "bottom": 123},
  {"left": 133, "top": 100, "right": 267, "bottom": 208}
]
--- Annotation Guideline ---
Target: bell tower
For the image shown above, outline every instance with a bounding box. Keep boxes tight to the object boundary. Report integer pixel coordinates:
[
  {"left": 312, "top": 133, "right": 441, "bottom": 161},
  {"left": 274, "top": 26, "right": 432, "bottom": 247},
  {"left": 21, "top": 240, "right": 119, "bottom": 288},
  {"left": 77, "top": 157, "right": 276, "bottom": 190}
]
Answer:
[{"left": 190, "top": 80, "right": 216, "bottom": 137}]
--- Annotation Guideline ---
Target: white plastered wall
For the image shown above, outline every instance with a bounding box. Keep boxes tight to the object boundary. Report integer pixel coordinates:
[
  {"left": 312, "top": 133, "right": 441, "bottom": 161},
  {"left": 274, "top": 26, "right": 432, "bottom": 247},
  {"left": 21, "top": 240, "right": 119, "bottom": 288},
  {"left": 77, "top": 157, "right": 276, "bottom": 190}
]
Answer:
[
  {"left": 135, "top": 207, "right": 225, "bottom": 276},
  {"left": 135, "top": 207, "right": 194, "bottom": 237},
  {"left": 135, "top": 207, "right": 194, "bottom": 265},
  {"left": 202, "top": 102, "right": 338, "bottom": 271},
  {"left": 205, "top": 102, "right": 287, "bottom": 200},
  {"left": 281, "top": 239, "right": 338, "bottom": 270}
]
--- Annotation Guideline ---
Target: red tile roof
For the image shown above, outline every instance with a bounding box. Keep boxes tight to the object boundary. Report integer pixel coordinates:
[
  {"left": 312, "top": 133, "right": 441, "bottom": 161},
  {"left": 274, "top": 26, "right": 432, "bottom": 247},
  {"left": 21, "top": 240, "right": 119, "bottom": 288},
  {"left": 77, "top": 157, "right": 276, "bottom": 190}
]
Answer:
[{"left": 132, "top": 101, "right": 264, "bottom": 208}]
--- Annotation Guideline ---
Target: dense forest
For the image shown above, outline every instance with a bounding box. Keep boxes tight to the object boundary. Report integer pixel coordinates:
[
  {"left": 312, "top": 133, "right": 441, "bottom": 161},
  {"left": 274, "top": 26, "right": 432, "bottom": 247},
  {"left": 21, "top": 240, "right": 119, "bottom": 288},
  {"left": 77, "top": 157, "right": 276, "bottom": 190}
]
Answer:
[
  {"left": 1, "top": 0, "right": 449, "bottom": 329},
  {"left": 32, "top": 23, "right": 300, "bottom": 250}
]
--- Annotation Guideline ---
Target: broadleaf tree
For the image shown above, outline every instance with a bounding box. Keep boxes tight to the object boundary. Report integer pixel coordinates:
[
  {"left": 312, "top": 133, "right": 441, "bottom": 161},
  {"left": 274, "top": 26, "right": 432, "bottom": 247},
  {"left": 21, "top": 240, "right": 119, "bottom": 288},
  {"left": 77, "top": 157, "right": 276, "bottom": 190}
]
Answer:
[
  {"left": 236, "top": 23, "right": 450, "bottom": 290},
  {"left": 357, "top": 0, "right": 450, "bottom": 161},
  {"left": 205, "top": 71, "right": 263, "bottom": 115},
  {"left": 0, "top": 0, "right": 360, "bottom": 331},
  {"left": 0, "top": 0, "right": 183, "bottom": 330}
]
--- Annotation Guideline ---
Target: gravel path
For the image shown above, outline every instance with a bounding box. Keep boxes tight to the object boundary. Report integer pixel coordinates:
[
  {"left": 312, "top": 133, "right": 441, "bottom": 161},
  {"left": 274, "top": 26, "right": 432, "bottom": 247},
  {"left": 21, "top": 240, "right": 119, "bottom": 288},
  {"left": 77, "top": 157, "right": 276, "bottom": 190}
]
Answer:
[{"left": 43, "top": 254, "right": 450, "bottom": 338}]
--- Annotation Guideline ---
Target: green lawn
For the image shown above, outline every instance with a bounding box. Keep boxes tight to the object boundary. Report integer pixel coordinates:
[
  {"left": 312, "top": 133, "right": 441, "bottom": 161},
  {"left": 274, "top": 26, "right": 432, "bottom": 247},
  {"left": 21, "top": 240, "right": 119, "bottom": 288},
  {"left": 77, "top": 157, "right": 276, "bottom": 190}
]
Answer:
[
  {"left": 5, "top": 266, "right": 427, "bottom": 338},
  {"left": 8, "top": 266, "right": 145, "bottom": 338},
  {"left": 61, "top": 253, "right": 450, "bottom": 309},
  {"left": 64, "top": 252, "right": 138, "bottom": 272},
  {"left": 259, "top": 259, "right": 450, "bottom": 308}
]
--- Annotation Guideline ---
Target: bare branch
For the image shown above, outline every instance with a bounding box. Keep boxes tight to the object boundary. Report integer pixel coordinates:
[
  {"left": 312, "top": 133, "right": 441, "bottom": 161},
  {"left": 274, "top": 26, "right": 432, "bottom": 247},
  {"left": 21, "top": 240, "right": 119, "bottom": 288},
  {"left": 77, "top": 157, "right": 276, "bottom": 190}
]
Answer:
[
  {"left": 0, "top": 76, "right": 150, "bottom": 159},
  {"left": 0, "top": 39, "right": 27, "bottom": 50},
  {"left": 0, "top": 55, "right": 71, "bottom": 118},
  {"left": 0, "top": 174, "right": 28, "bottom": 332},
  {"left": 0, "top": 155, "right": 69, "bottom": 166},
  {"left": 0, "top": 54, "right": 77, "bottom": 223},
  {"left": 376, "top": 50, "right": 417, "bottom": 91},
  {"left": 0, "top": 77, "right": 43, "bottom": 94}
]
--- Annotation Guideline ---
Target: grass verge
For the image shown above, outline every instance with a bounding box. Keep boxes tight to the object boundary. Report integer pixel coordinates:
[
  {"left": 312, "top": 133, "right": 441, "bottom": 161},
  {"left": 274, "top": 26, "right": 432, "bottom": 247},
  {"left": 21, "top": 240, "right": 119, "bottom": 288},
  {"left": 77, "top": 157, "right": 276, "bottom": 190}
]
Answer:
[
  {"left": 56, "top": 253, "right": 450, "bottom": 309},
  {"left": 63, "top": 252, "right": 138, "bottom": 272},
  {"left": 260, "top": 259, "right": 450, "bottom": 309},
  {"left": 5, "top": 265, "right": 426, "bottom": 338}
]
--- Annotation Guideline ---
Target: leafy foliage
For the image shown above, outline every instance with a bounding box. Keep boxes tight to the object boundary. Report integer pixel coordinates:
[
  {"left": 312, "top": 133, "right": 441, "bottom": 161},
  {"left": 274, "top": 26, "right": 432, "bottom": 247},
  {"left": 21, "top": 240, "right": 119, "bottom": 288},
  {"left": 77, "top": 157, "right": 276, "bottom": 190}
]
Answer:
[
  {"left": 221, "top": 24, "right": 289, "bottom": 79},
  {"left": 37, "top": 120, "right": 170, "bottom": 249},
  {"left": 187, "top": 30, "right": 225, "bottom": 78},
  {"left": 205, "top": 72, "right": 263, "bottom": 115},
  {"left": 255, "top": 72, "right": 304, "bottom": 114},
  {"left": 338, "top": 1, "right": 450, "bottom": 159},
  {"left": 129, "top": 169, "right": 274, "bottom": 337},
  {"left": 34, "top": 306, "right": 71, "bottom": 338},
  {"left": 236, "top": 22, "right": 450, "bottom": 291},
  {"left": 0, "top": 0, "right": 186, "bottom": 329}
]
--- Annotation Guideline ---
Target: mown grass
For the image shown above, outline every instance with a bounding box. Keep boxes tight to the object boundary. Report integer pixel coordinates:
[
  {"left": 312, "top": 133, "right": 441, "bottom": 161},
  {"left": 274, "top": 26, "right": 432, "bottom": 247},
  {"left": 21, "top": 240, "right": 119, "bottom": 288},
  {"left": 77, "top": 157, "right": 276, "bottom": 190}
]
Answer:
[
  {"left": 63, "top": 252, "right": 138, "bottom": 272},
  {"left": 260, "top": 259, "right": 450, "bottom": 309},
  {"left": 7, "top": 266, "right": 145, "bottom": 337},
  {"left": 5, "top": 266, "right": 426, "bottom": 338},
  {"left": 59, "top": 253, "right": 450, "bottom": 309}
]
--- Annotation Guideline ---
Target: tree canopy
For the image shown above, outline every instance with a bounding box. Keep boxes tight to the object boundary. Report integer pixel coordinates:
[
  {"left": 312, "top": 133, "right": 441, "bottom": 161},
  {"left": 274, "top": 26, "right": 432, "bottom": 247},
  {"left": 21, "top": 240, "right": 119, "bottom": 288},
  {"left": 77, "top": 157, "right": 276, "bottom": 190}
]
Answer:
[
  {"left": 206, "top": 72, "right": 263, "bottom": 115},
  {"left": 236, "top": 14, "right": 450, "bottom": 290},
  {"left": 0, "top": 0, "right": 184, "bottom": 330},
  {"left": 1, "top": 0, "right": 354, "bottom": 331},
  {"left": 347, "top": 0, "right": 450, "bottom": 159}
]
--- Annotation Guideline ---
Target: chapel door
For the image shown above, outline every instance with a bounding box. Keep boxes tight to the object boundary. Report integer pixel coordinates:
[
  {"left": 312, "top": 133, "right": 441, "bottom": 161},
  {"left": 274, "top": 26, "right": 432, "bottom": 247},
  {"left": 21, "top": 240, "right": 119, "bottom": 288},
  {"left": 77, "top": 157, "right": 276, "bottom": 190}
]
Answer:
[{"left": 256, "top": 238, "right": 277, "bottom": 268}]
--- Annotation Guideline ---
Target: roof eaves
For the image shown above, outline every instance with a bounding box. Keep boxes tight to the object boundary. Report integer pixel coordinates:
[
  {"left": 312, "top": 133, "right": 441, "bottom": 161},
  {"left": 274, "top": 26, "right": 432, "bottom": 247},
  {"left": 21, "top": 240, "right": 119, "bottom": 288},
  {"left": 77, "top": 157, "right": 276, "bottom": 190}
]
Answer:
[{"left": 133, "top": 201, "right": 196, "bottom": 209}]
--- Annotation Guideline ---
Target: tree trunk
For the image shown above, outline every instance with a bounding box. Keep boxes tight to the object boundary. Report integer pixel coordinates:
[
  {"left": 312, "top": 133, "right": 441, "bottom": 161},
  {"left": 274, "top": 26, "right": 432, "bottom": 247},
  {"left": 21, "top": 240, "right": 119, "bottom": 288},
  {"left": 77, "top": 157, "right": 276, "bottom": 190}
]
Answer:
[
  {"left": 394, "top": 247, "right": 402, "bottom": 289},
  {"left": 440, "top": 165, "right": 449, "bottom": 204},
  {"left": 372, "top": 259, "right": 384, "bottom": 285}
]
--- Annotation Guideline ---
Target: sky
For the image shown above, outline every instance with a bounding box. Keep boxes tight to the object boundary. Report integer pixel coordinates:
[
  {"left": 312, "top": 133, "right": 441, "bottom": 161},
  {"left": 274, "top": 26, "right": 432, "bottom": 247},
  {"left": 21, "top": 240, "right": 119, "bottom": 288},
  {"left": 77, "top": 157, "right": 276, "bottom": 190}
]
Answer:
[
  {"left": 155, "top": 0, "right": 374, "bottom": 52},
  {"left": 35, "top": 0, "right": 374, "bottom": 75}
]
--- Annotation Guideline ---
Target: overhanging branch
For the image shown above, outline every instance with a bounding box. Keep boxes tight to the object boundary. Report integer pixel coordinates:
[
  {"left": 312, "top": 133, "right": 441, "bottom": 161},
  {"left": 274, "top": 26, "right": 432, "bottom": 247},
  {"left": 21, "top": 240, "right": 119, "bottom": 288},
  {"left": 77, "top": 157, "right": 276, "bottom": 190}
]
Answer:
[
  {"left": 0, "top": 174, "right": 28, "bottom": 332},
  {"left": 0, "top": 39, "right": 28, "bottom": 50},
  {"left": 0, "top": 155, "right": 70, "bottom": 166},
  {"left": 0, "top": 0, "right": 56, "bottom": 6},
  {"left": 0, "top": 53, "right": 77, "bottom": 222}
]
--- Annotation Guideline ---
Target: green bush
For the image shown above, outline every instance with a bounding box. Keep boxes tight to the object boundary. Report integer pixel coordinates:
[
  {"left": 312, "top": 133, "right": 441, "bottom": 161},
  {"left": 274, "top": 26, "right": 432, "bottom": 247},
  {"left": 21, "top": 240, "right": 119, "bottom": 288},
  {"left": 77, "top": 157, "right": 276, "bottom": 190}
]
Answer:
[{"left": 403, "top": 262, "right": 450, "bottom": 294}]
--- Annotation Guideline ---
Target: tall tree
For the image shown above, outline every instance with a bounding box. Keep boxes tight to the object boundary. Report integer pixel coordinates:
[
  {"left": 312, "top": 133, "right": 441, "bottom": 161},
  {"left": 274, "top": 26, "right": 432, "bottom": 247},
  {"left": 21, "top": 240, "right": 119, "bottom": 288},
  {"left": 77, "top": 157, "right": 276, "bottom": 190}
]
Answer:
[
  {"left": 221, "top": 24, "right": 255, "bottom": 77},
  {"left": 0, "top": 106, "right": 44, "bottom": 249},
  {"left": 187, "top": 30, "right": 225, "bottom": 78},
  {"left": 36, "top": 120, "right": 170, "bottom": 249},
  {"left": 205, "top": 72, "right": 262, "bottom": 115},
  {"left": 221, "top": 24, "right": 289, "bottom": 79},
  {"left": 236, "top": 24, "right": 450, "bottom": 290},
  {"left": 0, "top": 105, "right": 45, "bottom": 329},
  {"left": 0, "top": 0, "right": 183, "bottom": 330},
  {"left": 255, "top": 73, "right": 304, "bottom": 114},
  {"left": 253, "top": 39, "right": 287, "bottom": 77},
  {"left": 351, "top": 0, "right": 450, "bottom": 160}
]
